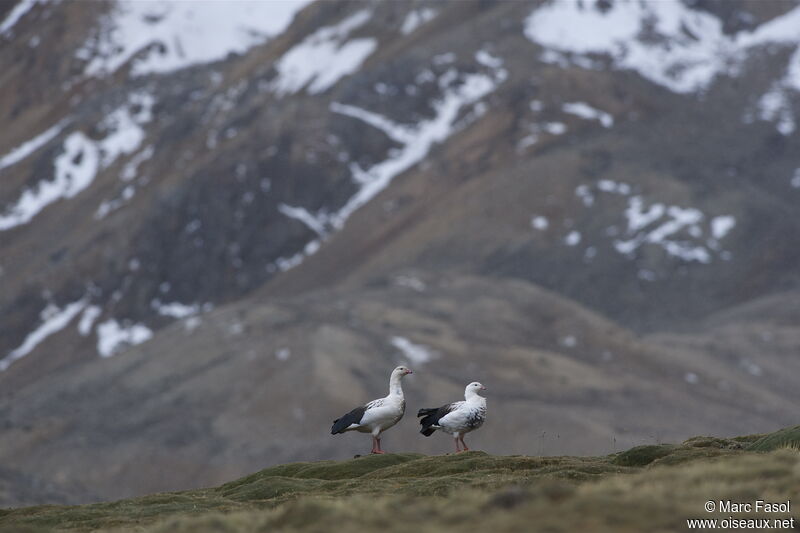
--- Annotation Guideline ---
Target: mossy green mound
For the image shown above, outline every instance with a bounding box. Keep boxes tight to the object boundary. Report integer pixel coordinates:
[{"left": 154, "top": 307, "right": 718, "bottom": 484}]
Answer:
[
  {"left": 2, "top": 426, "right": 799, "bottom": 533},
  {"left": 748, "top": 425, "right": 800, "bottom": 452},
  {"left": 611, "top": 443, "right": 676, "bottom": 466}
]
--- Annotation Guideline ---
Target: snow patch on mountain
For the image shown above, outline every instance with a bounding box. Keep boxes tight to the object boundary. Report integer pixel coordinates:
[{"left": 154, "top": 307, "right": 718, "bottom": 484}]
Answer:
[
  {"left": 0, "top": 132, "right": 99, "bottom": 230},
  {"left": 568, "top": 181, "right": 735, "bottom": 265},
  {"left": 278, "top": 204, "right": 328, "bottom": 237},
  {"left": 560, "top": 335, "right": 578, "bottom": 348},
  {"left": 183, "top": 316, "right": 202, "bottom": 332},
  {"left": 391, "top": 336, "right": 436, "bottom": 365},
  {"left": 79, "top": 0, "right": 312, "bottom": 77},
  {"left": 519, "top": 98, "right": 614, "bottom": 150},
  {"left": 95, "top": 186, "right": 135, "bottom": 219},
  {"left": 275, "top": 347, "right": 291, "bottom": 361},
  {"left": 329, "top": 103, "right": 413, "bottom": 144},
  {"left": 562, "top": 102, "right": 614, "bottom": 128},
  {"left": 401, "top": 7, "right": 437, "bottom": 35},
  {"left": 518, "top": 117, "right": 568, "bottom": 147},
  {"left": 614, "top": 197, "right": 734, "bottom": 264},
  {"left": 740, "top": 358, "right": 763, "bottom": 377},
  {"left": 516, "top": 132, "right": 539, "bottom": 151},
  {"left": 711, "top": 215, "right": 736, "bottom": 240},
  {"left": 78, "top": 305, "right": 102, "bottom": 336},
  {"left": 98, "top": 92, "right": 154, "bottom": 165},
  {"left": 756, "top": 84, "right": 796, "bottom": 135},
  {"left": 475, "top": 49, "right": 504, "bottom": 69},
  {"left": 564, "top": 230, "right": 582, "bottom": 246},
  {"left": 152, "top": 300, "right": 200, "bottom": 319},
  {"left": 96, "top": 319, "right": 153, "bottom": 357},
  {"left": 525, "top": 1, "right": 800, "bottom": 94},
  {"left": 787, "top": 48, "right": 800, "bottom": 92},
  {"left": 0, "top": 92, "right": 154, "bottom": 230},
  {"left": 739, "top": 11, "right": 800, "bottom": 133},
  {"left": 737, "top": 6, "right": 800, "bottom": 48},
  {"left": 543, "top": 122, "right": 567, "bottom": 135},
  {"left": 623, "top": 196, "right": 665, "bottom": 233},
  {"left": 597, "top": 179, "right": 631, "bottom": 195},
  {"left": 792, "top": 168, "right": 800, "bottom": 188},
  {"left": 525, "top": 0, "right": 729, "bottom": 93},
  {"left": 575, "top": 184, "right": 595, "bottom": 207},
  {"left": 393, "top": 275, "right": 426, "bottom": 292},
  {"left": 272, "top": 9, "right": 377, "bottom": 95},
  {"left": 270, "top": 239, "right": 322, "bottom": 273},
  {"left": 0, "top": 0, "right": 42, "bottom": 36},
  {"left": 0, "top": 120, "right": 67, "bottom": 171},
  {"left": 531, "top": 215, "right": 549, "bottom": 230},
  {"left": 0, "top": 299, "right": 87, "bottom": 371}
]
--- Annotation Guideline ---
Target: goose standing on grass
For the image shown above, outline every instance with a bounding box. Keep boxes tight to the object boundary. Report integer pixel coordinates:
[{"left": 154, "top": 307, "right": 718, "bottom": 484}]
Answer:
[
  {"left": 418, "top": 382, "right": 487, "bottom": 452},
  {"left": 331, "top": 366, "right": 413, "bottom": 454}
]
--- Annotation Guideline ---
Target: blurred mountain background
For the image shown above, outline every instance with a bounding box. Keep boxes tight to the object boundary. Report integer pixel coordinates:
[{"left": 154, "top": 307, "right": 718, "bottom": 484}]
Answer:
[{"left": 1, "top": 0, "right": 799, "bottom": 507}]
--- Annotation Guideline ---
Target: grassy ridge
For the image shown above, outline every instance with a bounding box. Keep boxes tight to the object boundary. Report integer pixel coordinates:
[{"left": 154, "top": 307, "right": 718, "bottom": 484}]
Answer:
[{"left": 1, "top": 427, "right": 798, "bottom": 532}]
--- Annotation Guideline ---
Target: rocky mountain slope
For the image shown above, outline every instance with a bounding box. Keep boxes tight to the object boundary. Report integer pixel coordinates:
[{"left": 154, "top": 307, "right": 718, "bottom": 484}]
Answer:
[{"left": 1, "top": 0, "right": 799, "bottom": 505}]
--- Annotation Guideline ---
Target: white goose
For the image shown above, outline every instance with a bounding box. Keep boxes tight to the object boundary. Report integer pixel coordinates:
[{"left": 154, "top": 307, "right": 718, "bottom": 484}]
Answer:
[
  {"left": 417, "top": 382, "right": 487, "bottom": 452},
  {"left": 331, "top": 366, "right": 413, "bottom": 454}
]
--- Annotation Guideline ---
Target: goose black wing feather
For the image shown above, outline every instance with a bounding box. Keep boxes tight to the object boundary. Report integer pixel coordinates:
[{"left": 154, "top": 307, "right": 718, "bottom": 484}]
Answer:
[
  {"left": 417, "top": 403, "right": 457, "bottom": 436},
  {"left": 331, "top": 405, "right": 368, "bottom": 434}
]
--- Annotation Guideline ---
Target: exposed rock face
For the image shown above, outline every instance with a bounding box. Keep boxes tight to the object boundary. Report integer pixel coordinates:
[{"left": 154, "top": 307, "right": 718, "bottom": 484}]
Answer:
[{"left": 1, "top": 0, "right": 799, "bottom": 505}]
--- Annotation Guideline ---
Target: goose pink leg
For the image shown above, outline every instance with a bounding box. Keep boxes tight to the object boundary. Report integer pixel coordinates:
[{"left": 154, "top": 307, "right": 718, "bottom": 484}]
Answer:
[{"left": 371, "top": 436, "right": 385, "bottom": 454}]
